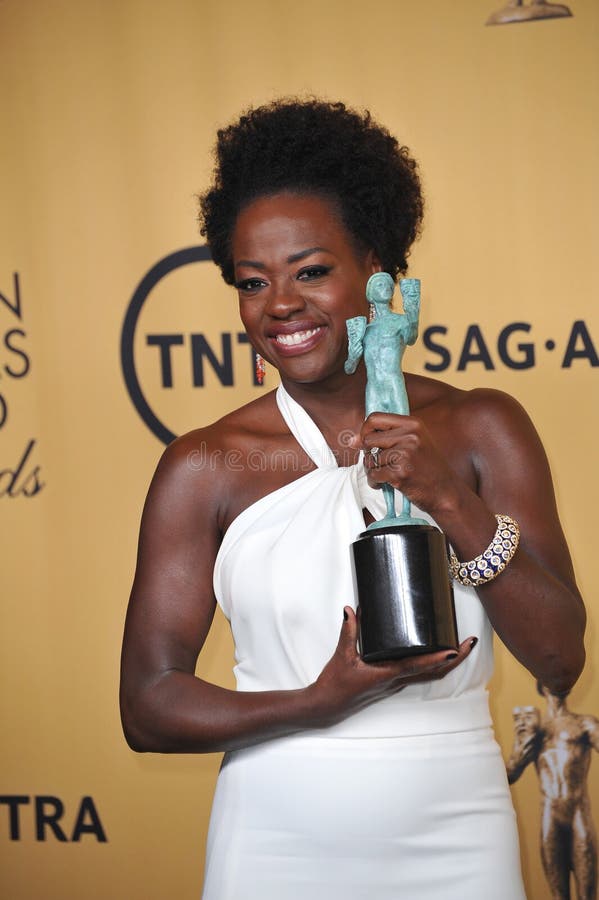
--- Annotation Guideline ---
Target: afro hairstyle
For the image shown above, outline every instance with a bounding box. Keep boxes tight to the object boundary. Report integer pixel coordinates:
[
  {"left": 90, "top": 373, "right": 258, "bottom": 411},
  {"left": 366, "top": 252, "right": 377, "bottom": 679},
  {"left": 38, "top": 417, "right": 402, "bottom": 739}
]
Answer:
[{"left": 198, "top": 99, "right": 424, "bottom": 285}]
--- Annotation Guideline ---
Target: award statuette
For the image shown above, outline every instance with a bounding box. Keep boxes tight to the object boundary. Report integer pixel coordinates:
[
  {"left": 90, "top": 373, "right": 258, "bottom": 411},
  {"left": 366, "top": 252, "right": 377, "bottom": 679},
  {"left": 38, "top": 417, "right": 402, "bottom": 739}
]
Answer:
[{"left": 345, "top": 273, "right": 458, "bottom": 662}]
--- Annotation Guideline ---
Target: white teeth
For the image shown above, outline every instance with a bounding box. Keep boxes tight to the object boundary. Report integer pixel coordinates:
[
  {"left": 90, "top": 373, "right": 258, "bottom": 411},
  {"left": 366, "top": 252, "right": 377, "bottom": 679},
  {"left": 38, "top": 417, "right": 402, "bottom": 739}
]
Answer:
[{"left": 275, "top": 328, "right": 320, "bottom": 346}]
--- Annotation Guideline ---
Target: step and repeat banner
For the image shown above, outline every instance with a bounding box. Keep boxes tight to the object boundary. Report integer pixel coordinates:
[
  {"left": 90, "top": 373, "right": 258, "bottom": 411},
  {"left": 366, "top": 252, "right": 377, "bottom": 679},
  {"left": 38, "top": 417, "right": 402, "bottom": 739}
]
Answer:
[{"left": 1, "top": 1, "right": 597, "bottom": 898}]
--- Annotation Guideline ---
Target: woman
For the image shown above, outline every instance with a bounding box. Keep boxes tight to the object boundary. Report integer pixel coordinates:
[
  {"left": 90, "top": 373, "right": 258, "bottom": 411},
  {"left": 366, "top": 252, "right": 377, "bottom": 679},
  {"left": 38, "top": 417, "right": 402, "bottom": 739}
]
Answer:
[{"left": 120, "top": 100, "right": 586, "bottom": 899}]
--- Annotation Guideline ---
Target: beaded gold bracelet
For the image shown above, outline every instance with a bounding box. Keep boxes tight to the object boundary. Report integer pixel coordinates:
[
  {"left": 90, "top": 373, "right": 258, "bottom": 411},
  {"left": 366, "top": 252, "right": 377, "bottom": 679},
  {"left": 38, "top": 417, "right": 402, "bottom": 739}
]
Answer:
[{"left": 449, "top": 514, "right": 520, "bottom": 587}]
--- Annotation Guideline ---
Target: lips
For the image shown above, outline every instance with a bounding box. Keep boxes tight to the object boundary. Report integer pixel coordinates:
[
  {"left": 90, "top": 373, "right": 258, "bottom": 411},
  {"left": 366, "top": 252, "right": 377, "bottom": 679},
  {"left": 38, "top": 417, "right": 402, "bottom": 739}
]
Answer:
[
  {"left": 275, "top": 327, "right": 322, "bottom": 346},
  {"left": 267, "top": 324, "right": 326, "bottom": 356}
]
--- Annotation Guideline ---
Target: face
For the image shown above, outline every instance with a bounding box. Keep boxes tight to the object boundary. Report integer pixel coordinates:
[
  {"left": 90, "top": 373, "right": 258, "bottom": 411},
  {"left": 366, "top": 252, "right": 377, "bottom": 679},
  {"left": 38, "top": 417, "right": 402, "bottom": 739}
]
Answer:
[
  {"left": 512, "top": 706, "right": 541, "bottom": 735},
  {"left": 231, "top": 192, "right": 380, "bottom": 385}
]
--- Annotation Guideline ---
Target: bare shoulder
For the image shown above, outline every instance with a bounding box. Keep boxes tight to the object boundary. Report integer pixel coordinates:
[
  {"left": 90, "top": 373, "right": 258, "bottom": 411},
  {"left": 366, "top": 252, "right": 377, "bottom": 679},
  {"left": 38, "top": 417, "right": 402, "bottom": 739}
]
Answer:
[
  {"left": 454, "top": 387, "right": 545, "bottom": 457},
  {"left": 411, "top": 371, "right": 523, "bottom": 414},
  {"left": 147, "top": 390, "right": 283, "bottom": 522},
  {"left": 160, "top": 391, "right": 280, "bottom": 461},
  {"left": 212, "top": 389, "right": 284, "bottom": 442},
  {"left": 456, "top": 385, "right": 532, "bottom": 421},
  {"left": 409, "top": 372, "right": 541, "bottom": 446},
  {"left": 581, "top": 713, "right": 599, "bottom": 734},
  {"left": 406, "top": 371, "right": 460, "bottom": 411}
]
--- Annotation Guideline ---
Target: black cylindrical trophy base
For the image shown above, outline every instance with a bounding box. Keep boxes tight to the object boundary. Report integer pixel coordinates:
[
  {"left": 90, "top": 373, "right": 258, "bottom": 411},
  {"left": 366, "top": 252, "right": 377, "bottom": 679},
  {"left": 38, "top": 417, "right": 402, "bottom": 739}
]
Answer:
[{"left": 351, "top": 524, "right": 458, "bottom": 662}]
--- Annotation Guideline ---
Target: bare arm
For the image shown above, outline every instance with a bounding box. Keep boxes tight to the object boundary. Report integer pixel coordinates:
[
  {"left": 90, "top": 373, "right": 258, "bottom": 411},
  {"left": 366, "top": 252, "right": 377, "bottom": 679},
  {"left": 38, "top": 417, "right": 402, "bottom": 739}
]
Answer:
[
  {"left": 584, "top": 715, "right": 599, "bottom": 752},
  {"left": 359, "top": 389, "right": 586, "bottom": 693},
  {"left": 402, "top": 311, "right": 419, "bottom": 346},
  {"left": 399, "top": 279, "right": 420, "bottom": 345},
  {"left": 506, "top": 707, "right": 542, "bottom": 784},
  {"left": 506, "top": 732, "right": 538, "bottom": 785},
  {"left": 345, "top": 315, "right": 367, "bottom": 375},
  {"left": 120, "top": 430, "right": 476, "bottom": 755}
]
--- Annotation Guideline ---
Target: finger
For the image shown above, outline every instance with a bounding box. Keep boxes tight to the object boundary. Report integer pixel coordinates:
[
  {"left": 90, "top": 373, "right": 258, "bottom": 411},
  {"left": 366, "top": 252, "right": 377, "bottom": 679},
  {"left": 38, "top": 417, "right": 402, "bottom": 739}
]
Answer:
[
  {"left": 366, "top": 645, "right": 460, "bottom": 678},
  {"left": 338, "top": 606, "right": 359, "bottom": 653},
  {"left": 437, "top": 636, "right": 477, "bottom": 669},
  {"left": 402, "top": 637, "right": 478, "bottom": 683},
  {"left": 366, "top": 466, "right": 402, "bottom": 491},
  {"left": 362, "top": 419, "right": 432, "bottom": 456},
  {"left": 365, "top": 453, "right": 413, "bottom": 478},
  {"left": 362, "top": 433, "right": 420, "bottom": 456},
  {"left": 390, "top": 636, "right": 477, "bottom": 675},
  {"left": 457, "top": 636, "right": 478, "bottom": 657},
  {"left": 357, "top": 419, "right": 401, "bottom": 449},
  {"left": 361, "top": 413, "right": 420, "bottom": 439},
  {"left": 430, "top": 636, "right": 477, "bottom": 667},
  {"left": 365, "top": 462, "right": 414, "bottom": 495},
  {"left": 364, "top": 446, "right": 408, "bottom": 467}
]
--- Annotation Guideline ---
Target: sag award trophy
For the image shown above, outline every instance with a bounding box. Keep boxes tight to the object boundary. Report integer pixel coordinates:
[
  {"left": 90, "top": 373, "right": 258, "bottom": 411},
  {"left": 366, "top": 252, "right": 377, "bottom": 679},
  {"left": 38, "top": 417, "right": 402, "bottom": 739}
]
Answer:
[{"left": 345, "top": 273, "right": 458, "bottom": 662}]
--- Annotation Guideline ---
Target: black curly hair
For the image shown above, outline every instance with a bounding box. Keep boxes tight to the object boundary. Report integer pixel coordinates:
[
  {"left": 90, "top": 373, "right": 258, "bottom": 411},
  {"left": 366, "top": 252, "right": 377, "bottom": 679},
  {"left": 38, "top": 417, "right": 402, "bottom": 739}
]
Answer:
[{"left": 198, "top": 99, "right": 424, "bottom": 285}]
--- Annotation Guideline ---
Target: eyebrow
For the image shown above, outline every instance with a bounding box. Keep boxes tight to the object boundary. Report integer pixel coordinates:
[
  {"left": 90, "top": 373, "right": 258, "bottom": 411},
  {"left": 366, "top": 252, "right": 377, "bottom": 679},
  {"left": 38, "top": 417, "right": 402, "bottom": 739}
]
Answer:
[
  {"left": 235, "top": 247, "right": 329, "bottom": 270},
  {"left": 287, "top": 246, "right": 328, "bottom": 264}
]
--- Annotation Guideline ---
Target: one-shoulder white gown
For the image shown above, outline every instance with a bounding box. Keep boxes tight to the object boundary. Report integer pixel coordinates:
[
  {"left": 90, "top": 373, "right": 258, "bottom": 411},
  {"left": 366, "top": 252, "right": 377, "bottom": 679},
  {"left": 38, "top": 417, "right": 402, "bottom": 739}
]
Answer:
[{"left": 202, "top": 385, "right": 526, "bottom": 899}]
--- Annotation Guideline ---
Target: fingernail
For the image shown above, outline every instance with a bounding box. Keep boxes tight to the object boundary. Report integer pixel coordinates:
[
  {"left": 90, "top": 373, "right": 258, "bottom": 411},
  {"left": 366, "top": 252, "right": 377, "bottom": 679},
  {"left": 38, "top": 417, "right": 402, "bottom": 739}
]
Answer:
[
  {"left": 470, "top": 637, "right": 478, "bottom": 649},
  {"left": 343, "top": 610, "right": 348, "bottom": 621},
  {"left": 445, "top": 651, "right": 458, "bottom": 660}
]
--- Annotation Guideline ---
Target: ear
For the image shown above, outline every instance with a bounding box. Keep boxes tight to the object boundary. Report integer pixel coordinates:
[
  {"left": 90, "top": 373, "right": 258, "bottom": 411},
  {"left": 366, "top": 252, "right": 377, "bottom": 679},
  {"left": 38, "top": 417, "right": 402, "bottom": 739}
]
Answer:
[{"left": 366, "top": 249, "right": 382, "bottom": 274}]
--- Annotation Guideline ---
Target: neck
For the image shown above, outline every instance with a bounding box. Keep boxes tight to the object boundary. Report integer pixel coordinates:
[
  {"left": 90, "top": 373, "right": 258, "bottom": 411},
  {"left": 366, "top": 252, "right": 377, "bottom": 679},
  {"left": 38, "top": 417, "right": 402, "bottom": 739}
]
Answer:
[
  {"left": 545, "top": 692, "right": 568, "bottom": 717},
  {"left": 280, "top": 364, "right": 368, "bottom": 435}
]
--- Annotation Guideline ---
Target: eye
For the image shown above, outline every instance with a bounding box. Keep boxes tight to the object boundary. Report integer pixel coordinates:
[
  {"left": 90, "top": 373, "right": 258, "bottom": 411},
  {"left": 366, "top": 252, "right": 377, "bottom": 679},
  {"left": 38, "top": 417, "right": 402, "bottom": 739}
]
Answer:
[
  {"left": 297, "top": 265, "right": 331, "bottom": 281},
  {"left": 235, "top": 277, "right": 267, "bottom": 293}
]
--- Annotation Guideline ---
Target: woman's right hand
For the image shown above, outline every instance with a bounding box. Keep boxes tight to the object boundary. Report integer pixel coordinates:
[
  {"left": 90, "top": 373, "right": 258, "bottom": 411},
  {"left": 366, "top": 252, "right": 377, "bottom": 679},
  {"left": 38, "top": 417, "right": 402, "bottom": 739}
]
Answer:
[
  {"left": 307, "top": 606, "right": 477, "bottom": 727},
  {"left": 121, "top": 428, "right": 477, "bottom": 754}
]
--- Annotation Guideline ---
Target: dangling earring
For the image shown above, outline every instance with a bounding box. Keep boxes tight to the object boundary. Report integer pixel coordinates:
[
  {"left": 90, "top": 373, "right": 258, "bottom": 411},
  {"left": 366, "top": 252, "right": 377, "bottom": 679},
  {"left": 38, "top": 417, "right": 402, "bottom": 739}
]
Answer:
[
  {"left": 254, "top": 350, "right": 265, "bottom": 386},
  {"left": 368, "top": 303, "right": 376, "bottom": 322}
]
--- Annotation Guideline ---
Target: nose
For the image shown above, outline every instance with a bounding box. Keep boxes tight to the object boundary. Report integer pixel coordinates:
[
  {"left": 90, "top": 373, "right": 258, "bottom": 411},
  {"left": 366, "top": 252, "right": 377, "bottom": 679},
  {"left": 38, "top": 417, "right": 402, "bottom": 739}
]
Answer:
[{"left": 264, "top": 277, "right": 305, "bottom": 318}]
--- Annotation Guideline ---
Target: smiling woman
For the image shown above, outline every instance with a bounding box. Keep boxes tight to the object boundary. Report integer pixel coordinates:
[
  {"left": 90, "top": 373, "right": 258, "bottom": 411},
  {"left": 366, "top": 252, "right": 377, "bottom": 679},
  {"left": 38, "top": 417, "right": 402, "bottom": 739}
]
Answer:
[
  {"left": 232, "top": 193, "right": 379, "bottom": 386},
  {"left": 119, "top": 99, "right": 585, "bottom": 900}
]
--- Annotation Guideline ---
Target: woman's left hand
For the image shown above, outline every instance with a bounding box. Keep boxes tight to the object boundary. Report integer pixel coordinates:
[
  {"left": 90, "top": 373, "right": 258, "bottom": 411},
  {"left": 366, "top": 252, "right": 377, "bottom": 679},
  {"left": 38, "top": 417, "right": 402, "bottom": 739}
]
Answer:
[{"left": 357, "top": 411, "right": 459, "bottom": 517}]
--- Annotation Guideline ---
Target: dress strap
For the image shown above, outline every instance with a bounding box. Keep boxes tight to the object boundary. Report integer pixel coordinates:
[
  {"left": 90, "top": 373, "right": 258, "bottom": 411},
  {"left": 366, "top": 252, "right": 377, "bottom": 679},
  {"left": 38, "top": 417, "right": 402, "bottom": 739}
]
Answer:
[{"left": 276, "top": 384, "right": 338, "bottom": 470}]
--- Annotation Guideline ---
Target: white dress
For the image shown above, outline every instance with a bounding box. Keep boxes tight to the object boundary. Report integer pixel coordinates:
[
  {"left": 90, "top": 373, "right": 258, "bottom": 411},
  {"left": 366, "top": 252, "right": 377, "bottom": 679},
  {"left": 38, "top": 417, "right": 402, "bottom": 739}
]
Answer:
[{"left": 202, "top": 385, "right": 526, "bottom": 899}]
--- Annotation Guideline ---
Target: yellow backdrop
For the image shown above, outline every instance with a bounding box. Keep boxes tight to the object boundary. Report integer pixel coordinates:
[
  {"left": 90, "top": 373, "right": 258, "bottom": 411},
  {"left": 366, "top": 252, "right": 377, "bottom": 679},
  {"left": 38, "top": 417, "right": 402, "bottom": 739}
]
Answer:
[{"left": 1, "top": 1, "right": 597, "bottom": 897}]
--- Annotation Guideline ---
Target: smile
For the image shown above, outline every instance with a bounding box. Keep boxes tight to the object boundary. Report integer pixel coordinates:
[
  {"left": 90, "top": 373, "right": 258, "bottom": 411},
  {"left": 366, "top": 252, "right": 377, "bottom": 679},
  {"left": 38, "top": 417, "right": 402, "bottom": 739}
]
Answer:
[
  {"left": 268, "top": 325, "right": 326, "bottom": 356},
  {"left": 275, "top": 328, "right": 322, "bottom": 346}
]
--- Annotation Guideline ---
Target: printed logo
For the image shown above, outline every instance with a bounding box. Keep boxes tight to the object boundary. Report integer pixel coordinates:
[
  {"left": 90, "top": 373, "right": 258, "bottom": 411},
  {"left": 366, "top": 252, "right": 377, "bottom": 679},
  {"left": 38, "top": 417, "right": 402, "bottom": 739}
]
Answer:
[
  {"left": 422, "top": 321, "right": 599, "bottom": 372},
  {"left": 0, "top": 273, "right": 44, "bottom": 498},
  {"left": 121, "top": 246, "right": 261, "bottom": 445},
  {"left": 0, "top": 795, "right": 107, "bottom": 842},
  {"left": 122, "top": 250, "right": 598, "bottom": 445}
]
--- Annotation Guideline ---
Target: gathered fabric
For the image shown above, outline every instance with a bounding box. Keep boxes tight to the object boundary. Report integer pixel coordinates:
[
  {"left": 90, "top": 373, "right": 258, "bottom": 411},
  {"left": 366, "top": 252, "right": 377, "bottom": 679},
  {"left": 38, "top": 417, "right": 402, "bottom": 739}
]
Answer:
[{"left": 203, "top": 384, "right": 526, "bottom": 899}]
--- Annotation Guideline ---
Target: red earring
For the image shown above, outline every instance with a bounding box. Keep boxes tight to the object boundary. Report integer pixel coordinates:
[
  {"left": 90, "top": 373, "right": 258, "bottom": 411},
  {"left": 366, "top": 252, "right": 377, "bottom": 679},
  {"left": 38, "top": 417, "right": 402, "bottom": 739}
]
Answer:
[{"left": 254, "top": 351, "right": 265, "bottom": 386}]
